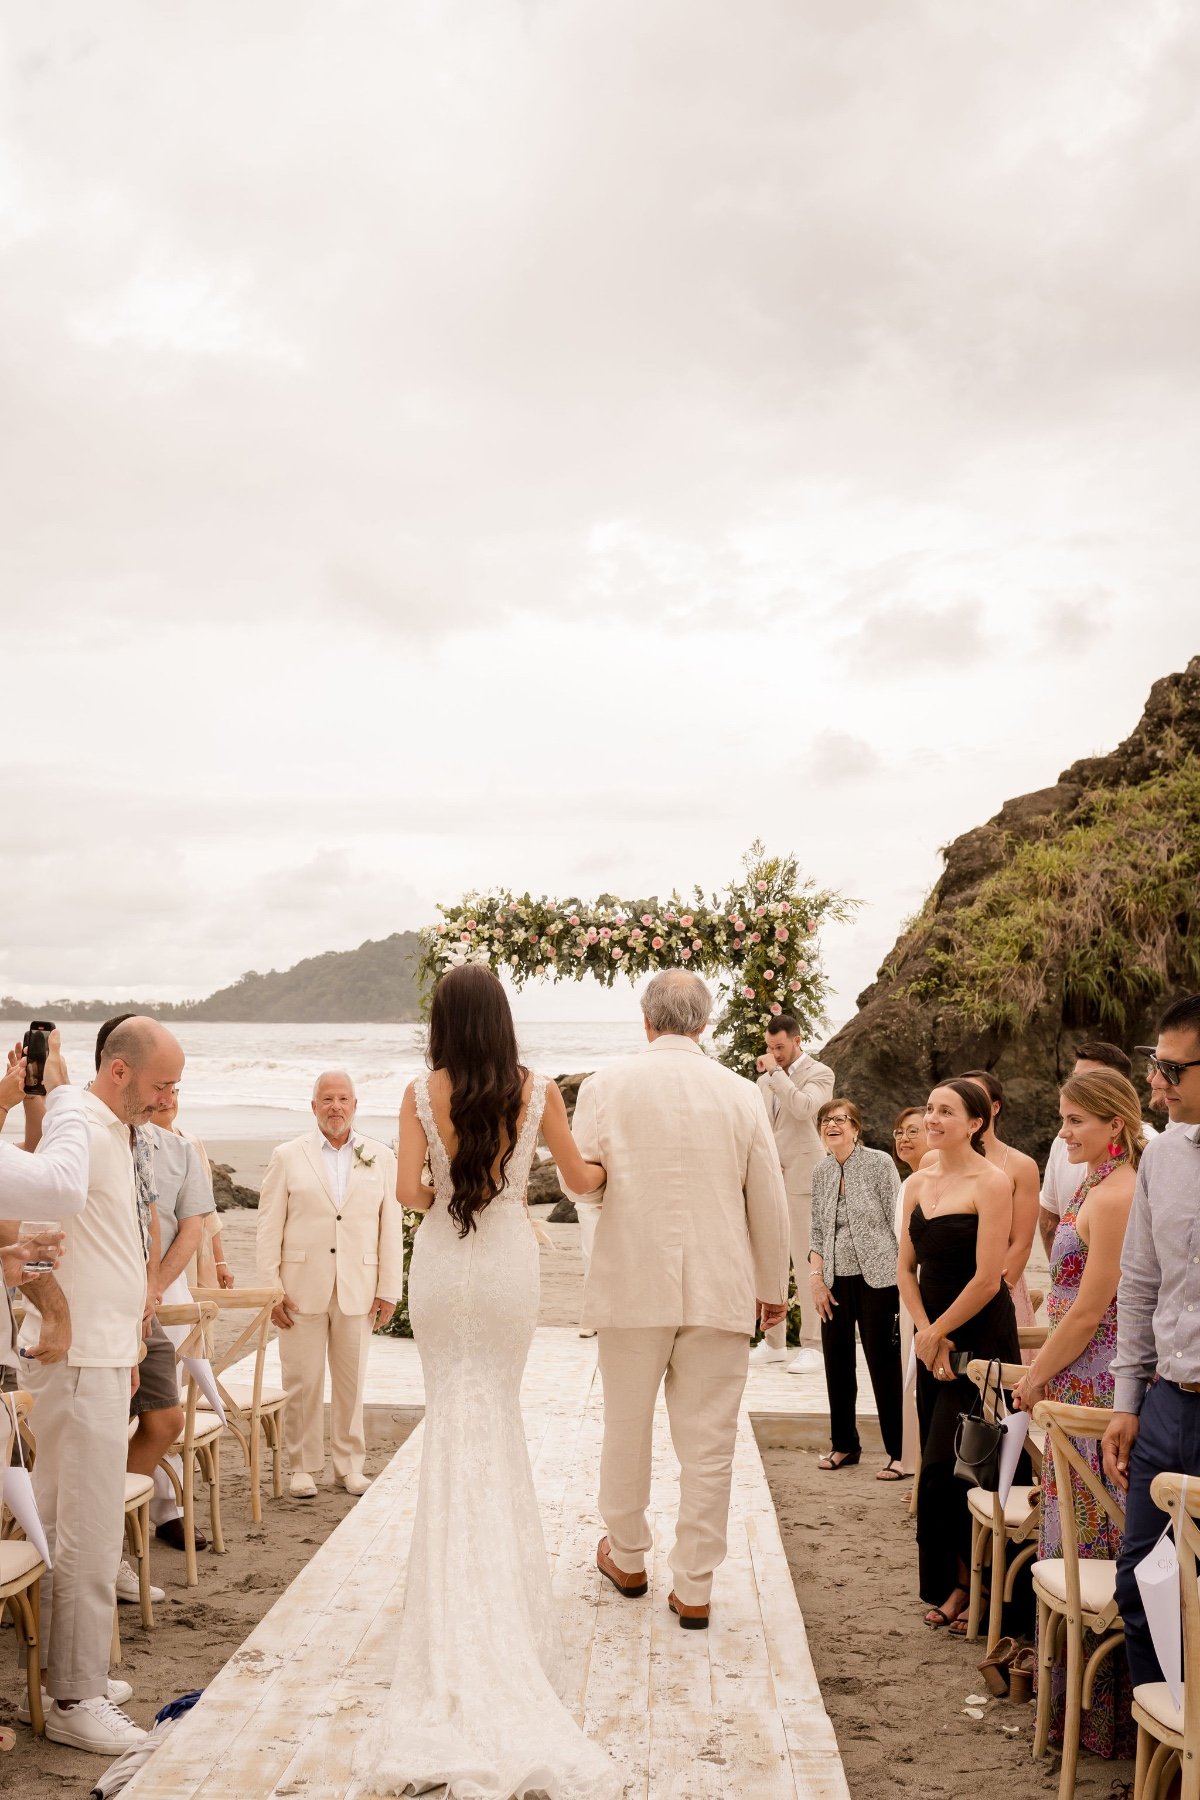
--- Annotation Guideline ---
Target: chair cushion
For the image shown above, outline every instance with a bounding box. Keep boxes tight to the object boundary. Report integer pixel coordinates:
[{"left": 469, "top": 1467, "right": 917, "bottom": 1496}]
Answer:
[
  {"left": 124, "top": 1473, "right": 155, "bottom": 1507},
  {"left": 1133, "top": 1681, "right": 1184, "bottom": 1736},
  {"left": 1032, "top": 1556, "right": 1118, "bottom": 1616},
  {"left": 198, "top": 1384, "right": 287, "bottom": 1413},
  {"left": 172, "top": 1414, "right": 224, "bottom": 1449},
  {"left": 0, "top": 1539, "right": 45, "bottom": 1587},
  {"left": 967, "top": 1485, "right": 1039, "bottom": 1529}
]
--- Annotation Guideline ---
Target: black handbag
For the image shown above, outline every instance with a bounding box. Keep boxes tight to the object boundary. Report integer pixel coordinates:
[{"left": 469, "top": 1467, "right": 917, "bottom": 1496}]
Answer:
[{"left": 953, "top": 1358, "right": 1004, "bottom": 1490}]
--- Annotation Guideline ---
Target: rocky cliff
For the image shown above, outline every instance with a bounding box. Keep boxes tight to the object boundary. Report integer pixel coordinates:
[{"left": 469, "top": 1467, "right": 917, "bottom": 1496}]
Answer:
[{"left": 820, "top": 657, "right": 1200, "bottom": 1162}]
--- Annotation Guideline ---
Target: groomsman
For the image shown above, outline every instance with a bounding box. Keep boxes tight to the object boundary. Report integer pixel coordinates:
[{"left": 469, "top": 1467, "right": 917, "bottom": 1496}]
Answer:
[
  {"left": 752, "top": 1015, "right": 834, "bottom": 1372},
  {"left": 257, "top": 1072, "right": 403, "bottom": 1498}
]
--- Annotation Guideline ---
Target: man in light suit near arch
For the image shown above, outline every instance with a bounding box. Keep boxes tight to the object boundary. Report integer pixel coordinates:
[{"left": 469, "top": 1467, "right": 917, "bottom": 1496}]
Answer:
[
  {"left": 751, "top": 1014, "right": 835, "bottom": 1373},
  {"left": 257, "top": 1071, "right": 404, "bottom": 1498}
]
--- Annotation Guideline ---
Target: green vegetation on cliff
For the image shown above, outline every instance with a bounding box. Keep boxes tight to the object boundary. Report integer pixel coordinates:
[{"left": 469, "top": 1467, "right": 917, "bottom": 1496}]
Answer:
[{"left": 909, "top": 758, "right": 1200, "bottom": 1032}]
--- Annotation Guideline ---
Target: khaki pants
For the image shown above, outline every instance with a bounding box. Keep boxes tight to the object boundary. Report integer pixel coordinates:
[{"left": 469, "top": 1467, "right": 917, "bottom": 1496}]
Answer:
[
  {"left": 597, "top": 1325, "right": 749, "bottom": 1606},
  {"left": 765, "top": 1186, "right": 818, "bottom": 1350},
  {"left": 25, "top": 1361, "right": 130, "bottom": 1700},
  {"left": 277, "top": 1294, "right": 371, "bottom": 1479}
]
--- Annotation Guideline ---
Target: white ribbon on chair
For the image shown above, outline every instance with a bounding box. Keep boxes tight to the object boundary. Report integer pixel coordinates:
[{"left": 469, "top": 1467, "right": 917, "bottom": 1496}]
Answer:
[
  {"left": 997, "top": 1408, "right": 1030, "bottom": 1506},
  {"left": 1135, "top": 1474, "right": 1185, "bottom": 1708},
  {"left": 160, "top": 1273, "right": 226, "bottom": 1425},
  {"left": 2, "top": 1392, "right": 51, "bottom": 1569}
]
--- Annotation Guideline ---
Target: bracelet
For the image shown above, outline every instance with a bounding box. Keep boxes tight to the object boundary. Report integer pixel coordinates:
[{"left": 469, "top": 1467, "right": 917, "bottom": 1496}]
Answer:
[{"left": 215, "top": 1261, "right": 230, "bottom": 1269}]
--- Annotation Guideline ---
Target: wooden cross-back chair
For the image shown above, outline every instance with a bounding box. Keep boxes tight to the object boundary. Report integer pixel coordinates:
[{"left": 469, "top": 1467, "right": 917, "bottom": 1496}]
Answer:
[
  {"left": 188, "top": 1285, "right": 287, "bottom": 1523},
  {"left": 0, "top": 1391, "right": 46, "bottom": 1736},
  {"left": 1030, "top": 1398, "right": 1125, "bottom": 1800},
  {"left": 963, "top": 1359, "right": 1043, "bottom": 1654},
  {"left": 155, "top": 1299, "right": 224, "bottom": 1587},
  {"left": 1131, "top": 1471, "right": 1200, "bottom": 1800}
]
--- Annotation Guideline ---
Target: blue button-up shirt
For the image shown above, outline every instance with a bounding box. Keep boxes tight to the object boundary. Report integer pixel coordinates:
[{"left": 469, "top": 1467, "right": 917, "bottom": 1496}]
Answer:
[{"left": 1112, "top": 1123, "right": 1200, "bottom": 1413}]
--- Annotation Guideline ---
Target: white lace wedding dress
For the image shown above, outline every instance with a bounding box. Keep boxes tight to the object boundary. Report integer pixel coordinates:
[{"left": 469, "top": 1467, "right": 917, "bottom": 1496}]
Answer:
[{"left": 354, "top": 1072, "right": 622, "bottom": 1800}]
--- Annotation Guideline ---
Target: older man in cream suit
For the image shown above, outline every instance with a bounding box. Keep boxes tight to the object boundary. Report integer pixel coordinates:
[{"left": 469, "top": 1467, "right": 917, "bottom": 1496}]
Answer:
[
  {"left": 257, "top": 1071, "right": 403, "bottom": 1498},
  {"left": 564, "top": 971, "right": 790, "bottom": 1630},
  {"left": 752, "top": 1014, "right": 835, "bottom": 1373}
]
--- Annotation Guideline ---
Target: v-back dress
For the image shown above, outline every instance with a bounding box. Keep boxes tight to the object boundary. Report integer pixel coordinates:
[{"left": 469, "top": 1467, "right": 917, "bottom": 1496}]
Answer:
[
  {"left": 353, "top": 1072, "right": 621, "bottom": 1800},
  {"left": 908, "top": 1205, "right": 1021, "bottom": 1605}
]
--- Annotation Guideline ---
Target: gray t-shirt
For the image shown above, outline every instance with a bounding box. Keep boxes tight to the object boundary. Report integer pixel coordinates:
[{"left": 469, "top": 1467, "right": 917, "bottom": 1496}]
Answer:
[{"left": 147, "top": 1125, "right": 215, "bottom": 1254}]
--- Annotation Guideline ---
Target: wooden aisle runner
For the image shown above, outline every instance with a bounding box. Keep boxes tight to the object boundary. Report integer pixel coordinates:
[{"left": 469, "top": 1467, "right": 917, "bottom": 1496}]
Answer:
[{"left": 121, "top": 1329, "right": 850, "bottom": 1800}]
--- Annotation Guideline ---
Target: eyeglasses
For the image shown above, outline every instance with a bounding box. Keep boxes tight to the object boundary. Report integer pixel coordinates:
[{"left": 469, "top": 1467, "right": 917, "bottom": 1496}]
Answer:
[{"left": 1136, "top": 1049, "right": 1200, "bottom": 1087}]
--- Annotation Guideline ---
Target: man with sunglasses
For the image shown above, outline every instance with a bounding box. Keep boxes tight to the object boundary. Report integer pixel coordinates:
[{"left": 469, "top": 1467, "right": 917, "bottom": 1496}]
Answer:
[{"left": 1103, "top": 994, "right": 1200, "bottom": 1689}]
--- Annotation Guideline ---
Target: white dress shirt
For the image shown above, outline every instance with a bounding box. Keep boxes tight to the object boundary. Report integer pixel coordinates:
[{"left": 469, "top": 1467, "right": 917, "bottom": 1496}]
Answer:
[
  {"left": 321, "top": 1134, "right": 354, "bottom": 1206},
  {"left": 2, "top": 1086, "right": 90, "bottom": 1370}
]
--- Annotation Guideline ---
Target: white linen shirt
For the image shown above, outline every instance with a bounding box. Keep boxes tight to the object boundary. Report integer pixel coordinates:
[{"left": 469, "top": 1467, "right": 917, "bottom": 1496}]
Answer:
[
  {"left": 32, "top": 1088, "right": 147, "bottom": 1368},
  {"left": 1, "top": 1085, "right": 90, "bottom": 1369},
  {"left": 321, "top": 1134, "right": 354, "bottom": 1207}
]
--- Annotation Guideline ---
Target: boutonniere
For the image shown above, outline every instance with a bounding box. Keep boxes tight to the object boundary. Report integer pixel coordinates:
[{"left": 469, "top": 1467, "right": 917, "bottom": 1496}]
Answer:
[{"left": 353, "top": 1142, "right": 376, "bottom": 1169}]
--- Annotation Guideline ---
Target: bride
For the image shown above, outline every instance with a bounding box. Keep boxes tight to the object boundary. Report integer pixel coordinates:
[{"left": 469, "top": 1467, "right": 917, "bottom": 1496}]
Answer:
[{"left": 355, "top": 963, "right": 622, "bottom": 1800}]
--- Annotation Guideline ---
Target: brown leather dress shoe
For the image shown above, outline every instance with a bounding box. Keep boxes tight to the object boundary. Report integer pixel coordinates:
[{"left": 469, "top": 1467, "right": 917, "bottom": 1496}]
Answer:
[
  {"left": 596, "top": 1536, "right": 647, "bottom": 1598},
  {"left": 668, "top": 1591, "right": 710, "bottom": 1630},
  {"left": 155, "top": 1518, "right": 207, "bottom": 1553}
]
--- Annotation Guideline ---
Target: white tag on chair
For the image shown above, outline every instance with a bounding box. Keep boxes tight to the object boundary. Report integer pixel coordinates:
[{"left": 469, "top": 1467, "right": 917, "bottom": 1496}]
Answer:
[
  {"left": 904, "top": 1343, "right": 917, "bottom": 1398},
  {"left": 997, "top": 1410, "right": 1030, "bottom": 1506},
  {"left": 1135, "top": 1509, "right": 1183, "bottom": 1708},
  {"left": 2, "top": 1395, "right": 52, "bottom": 1569},
  {"left": 181, "top": 1356, "right": 226, "bottom": 1424}
]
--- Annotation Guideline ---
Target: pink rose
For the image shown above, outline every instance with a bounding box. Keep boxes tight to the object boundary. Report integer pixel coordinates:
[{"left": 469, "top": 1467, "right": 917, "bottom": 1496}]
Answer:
[
  {"left": 790, "top": 979, "right": 802, "bottom": 991},
  {"left": 460, "top": 931, "right": 470, "bottom": 942},
  {"left": 529, "top": 933, "right": 538, "bottom": 943},
  {"left": 733, "top": 938, "right": 742, "bottom": 950},
  {"left": 630, "top": 928, "right": 643, "bottom": 941},
  {"left": 775, "top": 926, "right": 789, "bottom": 941},
  {"left": 665, "top": 910, "right": 677, "bottom": 922},
  {"left": 797, "top": 960, "right": 809, "bottom": 973},
  {"left": 680, "top": 947, "right": 692, "bottom": 960},
  {"left": 691, "top": 937, "right": 702, "bottom": 950},
  {"left": 742, "top": 985, "right": 755, "bottom": 999},
  {"left": 569, "top": 915, "right": 580, "bottom": 926},
  {"left": 681, "top": 914, "right": 693, "bottom": 927},
  {"left": 599, "top": 927, "right": 612, "bottom": 940},
  {"left": 755, "top": 905, "right": 767, "bottom": 917},
  {"left": 652, "top": 936, "right": 664, "bottom": 950},
  {"left": 437, "top": 923, "right": 447, "bottom": 934},
  {"left": 587, "top": 928, "right": 599, "bottom": 941},
  {"left": 807, "top": 918, "right": 817, "bottom": 932},
  {"left": 756, "top": 880, "right": 768, "bottom": 891},
  {"left": 642, "top": 914, "right": 653, "bottom": 926},
  {"left": 611, "top": 947, "right": 623, "bottom": 960},
  {"left": 770, "top": 1002, "right": 783, "bottom": 1016},
  {"left": 546, "top": 947, "right": 556, "bottom": 959},
  {"left": 749, "top": 931, "right": 761, "bottom": 944},
  {"left": 780, "top": 901, "right": 790, "bottom": 913},
  {"left": 734, "top": 917, "right": 745, "bottom": 931}
]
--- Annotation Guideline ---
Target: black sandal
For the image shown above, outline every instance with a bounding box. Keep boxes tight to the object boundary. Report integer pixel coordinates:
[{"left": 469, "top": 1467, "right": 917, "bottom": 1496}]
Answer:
[
  {"left": 875, "top": 1459, "right": 904, "bottom": 1482},
  {"left": 817, "top": 1449, "right": 861, "bottom": 1470}
]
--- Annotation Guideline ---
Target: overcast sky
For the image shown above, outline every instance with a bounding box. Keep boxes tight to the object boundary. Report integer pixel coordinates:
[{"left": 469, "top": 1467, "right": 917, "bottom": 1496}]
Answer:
[{"left": 2, "top": 1, "right": 1198, "bottom": 1025}]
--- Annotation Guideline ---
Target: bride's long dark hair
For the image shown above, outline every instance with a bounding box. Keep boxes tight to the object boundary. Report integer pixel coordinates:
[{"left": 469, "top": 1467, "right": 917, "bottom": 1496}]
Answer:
[{"left": 427, "top": 963, "right": 528, "bottom": 1237}]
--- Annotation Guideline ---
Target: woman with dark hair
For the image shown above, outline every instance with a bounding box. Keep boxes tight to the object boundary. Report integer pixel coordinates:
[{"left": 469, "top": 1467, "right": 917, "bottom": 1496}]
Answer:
[
  {"left": 358, "top": 963, "right": 620, "bottom": 1800},
  {"left": 961, "top": 1067, "right": 1042, "bottom": 1341},
  {"left": 898, "top": 1080, "right": 1020, "bottom": 1629},
  {"left": 807, "top": 1098, "right": 903, "bottom": 1477}
]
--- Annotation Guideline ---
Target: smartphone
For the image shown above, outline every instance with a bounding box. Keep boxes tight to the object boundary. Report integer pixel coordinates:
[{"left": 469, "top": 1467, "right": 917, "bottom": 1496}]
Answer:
[
  {"left": 22, "top": 1020, "right": 55, "bottom": 1096},
  {"left": 19, "top": 1218, "right": 60, "bottom": 1275}
]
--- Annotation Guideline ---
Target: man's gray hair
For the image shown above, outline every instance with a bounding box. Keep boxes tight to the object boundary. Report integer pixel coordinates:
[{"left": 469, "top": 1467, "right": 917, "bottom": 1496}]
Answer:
[
  {"left": 641, "top": 970, "right": 712, "bottom": 1037},
  {"left": 312, "top": 1069, "right": 356, "bottom": 1101}
]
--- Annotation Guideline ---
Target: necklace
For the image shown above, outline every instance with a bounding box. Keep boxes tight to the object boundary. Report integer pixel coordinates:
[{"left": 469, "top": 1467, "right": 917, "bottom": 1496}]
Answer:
[{"left": 927, "top": 1168, "right": 967, "bottom": 1215}]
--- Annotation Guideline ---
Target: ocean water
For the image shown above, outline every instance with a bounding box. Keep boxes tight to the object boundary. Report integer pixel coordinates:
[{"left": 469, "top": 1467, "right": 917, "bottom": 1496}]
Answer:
[{"left": 0, "top": 1018, "right": 651, "bottom": 1142}]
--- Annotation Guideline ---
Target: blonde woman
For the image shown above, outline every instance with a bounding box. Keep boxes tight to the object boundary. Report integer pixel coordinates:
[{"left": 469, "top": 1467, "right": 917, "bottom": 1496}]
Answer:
[{"left": 1011, "top": 1068, "right": 1143, "bottom": 1761}]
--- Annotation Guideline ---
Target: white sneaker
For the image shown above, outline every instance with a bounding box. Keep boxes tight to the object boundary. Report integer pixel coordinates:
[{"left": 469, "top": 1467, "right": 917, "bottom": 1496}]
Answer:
[
  {"left": 578, "top": 1328, "right": 597, "bottom": 1339},
  {"left": 116, "top": 1559, "right": 164, "bottom": 1605},
  {"left": 19, "top": 1677, "right": 133, "bottom": 1725},
  {"left": 787, "top": 1347, "right": 825, "bottom": 1374},
  {"left": 43, "top": 1694, "right": 146, "bottom": 1752},
  {"left": 342, "top": 1473, "right": 371, "bottom": 1496},
  {"left": 748, "top": 1342, "right": 791, "bottom": 1366},
  {"left": 290, "top": 1471, "right": 318, "bottom": 1499}
]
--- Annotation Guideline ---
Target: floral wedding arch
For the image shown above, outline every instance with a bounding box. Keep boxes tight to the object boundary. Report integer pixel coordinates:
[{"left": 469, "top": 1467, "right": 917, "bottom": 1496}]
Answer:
[{"left": 418, "top": 843, "right": 852, "bottom": 1076}]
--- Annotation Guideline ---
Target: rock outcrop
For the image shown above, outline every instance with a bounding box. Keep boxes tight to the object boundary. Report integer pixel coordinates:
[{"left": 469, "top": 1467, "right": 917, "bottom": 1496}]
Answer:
[{"left": 820, "top": 658, "right": 1200, "bottom": 1162}]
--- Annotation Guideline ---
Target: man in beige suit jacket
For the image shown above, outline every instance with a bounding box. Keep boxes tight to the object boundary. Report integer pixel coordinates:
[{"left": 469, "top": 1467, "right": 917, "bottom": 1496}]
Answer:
[
  {"left": 753, "top": 1016, "right": 835, "bottom": 1369},
  {"left": 257, "top": 1071, "right": 403, "bottom": 1498},
  {"left": 564, "top": 971, "right": 790, "bottom": 1629}
]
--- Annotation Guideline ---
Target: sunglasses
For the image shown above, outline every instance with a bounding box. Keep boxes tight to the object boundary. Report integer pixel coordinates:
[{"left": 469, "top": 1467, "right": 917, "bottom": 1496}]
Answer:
[{"left": 1136, "top": 1049, "right": 1200, "bottom": 1087}]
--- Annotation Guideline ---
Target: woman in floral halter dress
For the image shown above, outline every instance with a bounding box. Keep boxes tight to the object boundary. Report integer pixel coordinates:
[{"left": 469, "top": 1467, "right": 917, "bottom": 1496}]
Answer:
[{"left": 1012, "top": 1067, "right": 1145, "bottom": 1760}]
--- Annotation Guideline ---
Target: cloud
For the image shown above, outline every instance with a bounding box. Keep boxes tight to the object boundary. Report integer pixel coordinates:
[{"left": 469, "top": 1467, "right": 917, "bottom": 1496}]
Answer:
[{"left": 805, "top": 731, "right": 883, "bottom": 784}]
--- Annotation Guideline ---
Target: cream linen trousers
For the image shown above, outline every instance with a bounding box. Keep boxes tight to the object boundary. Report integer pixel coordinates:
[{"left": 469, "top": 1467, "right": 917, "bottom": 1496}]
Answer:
[
  {"left": 277, "top": 1293, "right": 372, "bottom": 1479},
  {"left": 25, "top": 1361, "right": 130, "bottom": 1700},
  {"left": 597, "top": 1325, "right": 749, "bottom": 1605}
]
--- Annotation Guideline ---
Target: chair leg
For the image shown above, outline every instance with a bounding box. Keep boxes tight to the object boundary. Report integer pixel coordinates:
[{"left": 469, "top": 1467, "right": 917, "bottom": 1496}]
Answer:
[
  {"left": 1057, "top": 1619, "right": 1083, "bottom": 1800},
  {"left": 966, "top": 1518, "right": 986, "bottom": 1642},
  {"left": 270, "top": 1416, "right": 283, "bottom": 1500},
  {"left": 13, "top": 1586, "right": 46, "bottom": 1736},
  {"left": 183, "top": 1451, "right": 198, "bottom": 1587},
  {"left": 137, "top": 1501, "right": 153, "bottom": 1628},
  {"left": 1182, "top": 1743, "right": 1200, "bottom": 1800},
  {"left": 249, "top": 1415, "right": 262, "bottom": 1526},
  {"left": 1033, "top": 1598, "right": 1054, "bottom": 1759},
  {"left": 1134, "top": 1724, "right": 1153, "bottom": 1800},
  {"left": 1147, "top": 1743, "right": 1177, "bottom": 1800},
  {"left": 209, "top": 1437, "right": 225, "bottom": 1556},
  {"left": 986, "top": 1527, "right": 1006, "bottom": 1655}
]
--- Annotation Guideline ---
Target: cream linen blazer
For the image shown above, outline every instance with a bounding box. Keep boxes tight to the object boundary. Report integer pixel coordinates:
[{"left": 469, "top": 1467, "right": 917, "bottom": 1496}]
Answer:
[
  {"left": 565, "top": 1036, "right": 790, "bottom": 1335},
  {"left": 256, "top": 1131, "right": 404, "bottom": 1316},
  {"left": 755, "top": 1052, "right": 835, "bottom": 1198}
]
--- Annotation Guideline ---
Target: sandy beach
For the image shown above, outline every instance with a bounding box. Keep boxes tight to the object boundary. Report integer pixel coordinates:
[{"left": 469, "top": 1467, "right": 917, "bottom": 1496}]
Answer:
[{"left": 8, "top": 1183, "right": 1119, "bottom": 1800}]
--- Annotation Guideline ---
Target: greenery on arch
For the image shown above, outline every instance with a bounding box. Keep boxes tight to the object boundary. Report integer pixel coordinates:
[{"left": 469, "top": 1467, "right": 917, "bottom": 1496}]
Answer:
[{"left": 418, "top": 843, "right": 854, "bottom": 1077}]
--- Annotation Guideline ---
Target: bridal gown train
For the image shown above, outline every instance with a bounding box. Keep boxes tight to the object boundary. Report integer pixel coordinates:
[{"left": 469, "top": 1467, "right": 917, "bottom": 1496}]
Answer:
[{"left": 354, "top": 1072, "right": 622, "bottom": 1800}]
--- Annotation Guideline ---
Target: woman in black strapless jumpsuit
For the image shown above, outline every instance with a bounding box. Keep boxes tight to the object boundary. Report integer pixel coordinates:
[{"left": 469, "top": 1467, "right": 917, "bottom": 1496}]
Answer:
[{"left": 908, "top": 1205, "right": 1021, "bottom": 1609}]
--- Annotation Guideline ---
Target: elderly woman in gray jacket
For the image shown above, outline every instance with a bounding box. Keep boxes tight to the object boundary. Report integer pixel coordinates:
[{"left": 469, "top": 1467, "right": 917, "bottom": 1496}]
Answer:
[{"left": 808, "top": 1098, "right": 905, "bottom": 1478}]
